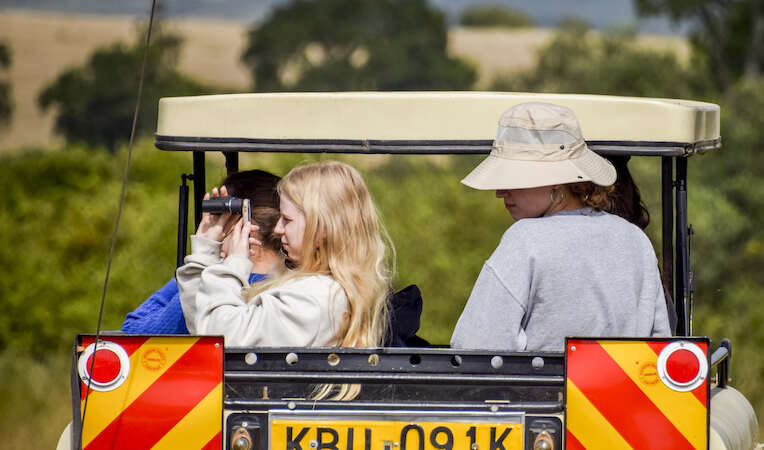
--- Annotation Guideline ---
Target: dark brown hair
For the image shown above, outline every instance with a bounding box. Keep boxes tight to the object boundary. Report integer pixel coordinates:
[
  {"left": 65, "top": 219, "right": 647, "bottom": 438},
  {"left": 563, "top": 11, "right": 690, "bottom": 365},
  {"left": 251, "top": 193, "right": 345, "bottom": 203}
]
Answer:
[
  {"left": 568, "top": 182, "right": 614, "bottom": 210},
  {"left": 222, "top": 169, "right": 282, "bottom": 252},
  {"left": 567, "top": 156, "right": 650, "bottom": 230},
  {"left": 250, "top": 206, "right": 282, "bottom": 252},
  {"left": 604, "top": 155, "right": 650, "bottom": 230}
]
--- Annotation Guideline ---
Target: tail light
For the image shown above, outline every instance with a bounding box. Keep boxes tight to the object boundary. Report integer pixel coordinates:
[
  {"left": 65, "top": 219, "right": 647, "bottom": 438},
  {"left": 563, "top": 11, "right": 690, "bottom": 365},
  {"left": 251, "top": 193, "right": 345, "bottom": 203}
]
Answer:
[{"left": 77, "top": 340, "right": 130, "bottom": 392}]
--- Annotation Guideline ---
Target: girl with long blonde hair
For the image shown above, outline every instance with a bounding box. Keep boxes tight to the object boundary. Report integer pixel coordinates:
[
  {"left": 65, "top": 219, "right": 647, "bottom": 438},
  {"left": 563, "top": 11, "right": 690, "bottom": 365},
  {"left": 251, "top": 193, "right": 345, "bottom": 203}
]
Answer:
[{"left": 177, "top": 161, "right": 394, "bottom": 350}]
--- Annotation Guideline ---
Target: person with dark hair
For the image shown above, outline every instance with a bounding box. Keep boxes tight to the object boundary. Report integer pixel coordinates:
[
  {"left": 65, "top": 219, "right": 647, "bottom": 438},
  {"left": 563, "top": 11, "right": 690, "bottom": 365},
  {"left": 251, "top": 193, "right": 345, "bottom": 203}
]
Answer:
[
  {"left": 605, "top": 155, "right": 650, "bottom": 230},
  {"left": 177, "top": 161, "right": 394, "bottom": 350},
  {"left": 450, "top": 102, "right": 670, "bottom": 352},
  {"left": 120, "top": 169, "right": 285, "bottom": 334},
  {"left": 604, "top": 154, "right": 678, "bottom": 332}
]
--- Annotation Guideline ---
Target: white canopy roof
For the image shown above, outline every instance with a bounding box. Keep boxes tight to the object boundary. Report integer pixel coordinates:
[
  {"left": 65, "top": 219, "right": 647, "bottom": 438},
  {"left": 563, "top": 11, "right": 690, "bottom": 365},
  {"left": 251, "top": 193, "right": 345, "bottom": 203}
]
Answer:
[{"left": 155, "top": 92, "right": 720, "bottom": 156}]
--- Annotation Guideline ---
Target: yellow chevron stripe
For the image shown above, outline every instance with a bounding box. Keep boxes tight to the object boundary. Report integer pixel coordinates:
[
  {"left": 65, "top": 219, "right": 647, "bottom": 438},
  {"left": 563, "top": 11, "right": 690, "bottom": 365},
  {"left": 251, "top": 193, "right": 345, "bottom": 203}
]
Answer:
[
  {"left": 567, "top": 380, "right": 633, "bottom": 449},
  {"left": 600, "top": 341, "right": 707, "bottom": 449},
  {"left": 81, "top": 336, "right": 200, "bottom": 446},
  {"left": 151, "top": 382, "right": 222, "bottom": 450}
]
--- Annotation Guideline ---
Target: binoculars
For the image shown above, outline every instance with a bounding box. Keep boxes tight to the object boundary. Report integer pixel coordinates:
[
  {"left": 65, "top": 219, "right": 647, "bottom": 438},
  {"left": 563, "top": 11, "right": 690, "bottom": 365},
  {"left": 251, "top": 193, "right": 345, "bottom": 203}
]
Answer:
[{"left": 201, "top": 196, "right": 251, "bottom": 222}]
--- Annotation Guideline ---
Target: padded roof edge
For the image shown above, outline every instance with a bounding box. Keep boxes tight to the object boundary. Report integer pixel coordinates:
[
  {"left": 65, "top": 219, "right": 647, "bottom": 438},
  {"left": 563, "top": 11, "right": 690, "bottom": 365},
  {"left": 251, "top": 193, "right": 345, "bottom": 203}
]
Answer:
[{"left": 155, "top": 92, "right": 720, "bottom": 156}]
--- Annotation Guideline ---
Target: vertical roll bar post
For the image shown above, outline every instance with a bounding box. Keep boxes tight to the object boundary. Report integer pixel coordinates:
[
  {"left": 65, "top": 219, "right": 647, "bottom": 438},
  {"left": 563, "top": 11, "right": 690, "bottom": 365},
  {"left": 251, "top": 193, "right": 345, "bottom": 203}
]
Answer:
[
  {"left": 675, "top": 158, "right": 689, "bottom": 336},
  {"left": 193, "top": 152, "right": 206, "bottom": 228},
  {"left": 176, "top": 174, "right": 191, "bottom": 268},
  {"left": 224, "top": 151, "right": 239, "bottom": 175},
  {"left": 661, "top": 157, "right": 674, "bottom": 302}
]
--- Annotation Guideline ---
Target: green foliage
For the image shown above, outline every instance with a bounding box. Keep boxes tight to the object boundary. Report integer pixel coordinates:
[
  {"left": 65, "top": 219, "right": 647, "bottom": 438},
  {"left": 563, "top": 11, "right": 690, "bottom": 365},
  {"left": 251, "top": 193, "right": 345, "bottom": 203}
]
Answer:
[
  {"left": 690, "top": 79, "right": 764, "bottom": 306},
  {"left": 0, "top": 143, "right": 188, "bottom": 352},
  {"left": 241, "top": 0, "right": 476, "bottom": 91},
  {"left": 38, "top": 31, "right": 213, "bottom": 152},
  {"left": 0, "top": 147, "right": 501, "bottom": 352},
  {"left": 459, "top": 5, "right": 534, "bottom": 28},
  {"left": 0, "top": 350, "right": 71, "bottom": 449},
  {"left": 492, "top": 23, "right": 712, "bottom": 98},
  {"left": 364, "top": 156, "right": 510, "bottom": 343},
  {"left": 635, "top": 0, "right": 764, "bottom": 90},
  {"left": 0, "top": 40, "right": 12, "bottom": 130}
]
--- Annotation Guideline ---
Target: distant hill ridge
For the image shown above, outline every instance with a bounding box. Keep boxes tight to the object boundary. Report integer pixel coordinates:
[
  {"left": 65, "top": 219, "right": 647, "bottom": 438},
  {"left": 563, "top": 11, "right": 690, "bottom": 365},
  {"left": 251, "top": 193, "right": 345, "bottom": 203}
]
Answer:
[{"left": 0, "top": 0, "right": 685, "bottom": 33}]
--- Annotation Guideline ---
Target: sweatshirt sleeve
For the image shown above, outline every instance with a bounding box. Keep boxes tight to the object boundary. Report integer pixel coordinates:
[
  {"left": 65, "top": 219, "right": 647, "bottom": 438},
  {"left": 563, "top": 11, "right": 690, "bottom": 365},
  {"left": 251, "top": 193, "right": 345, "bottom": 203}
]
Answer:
[
  {"left": 196, "top": 272, "right": 322, "bottom": 347},
  {"left": 120, "top": 279, "right": 189, "bottom": 334},
  {"left": 192, "top": 268, "right": 336, "bottom": 347},
  {"left": 451, "top": 263, "right": 527, "bottom": 351},
  {"left": 176, "top": 235, "right": 225, "bottom": 334}
]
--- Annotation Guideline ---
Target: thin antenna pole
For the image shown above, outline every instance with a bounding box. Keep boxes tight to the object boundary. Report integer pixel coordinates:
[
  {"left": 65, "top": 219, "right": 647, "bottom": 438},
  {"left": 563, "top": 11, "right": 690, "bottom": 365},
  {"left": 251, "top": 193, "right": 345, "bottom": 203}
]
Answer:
[{"left": 79, "top": 0, "right": 158, "bottom": 446}]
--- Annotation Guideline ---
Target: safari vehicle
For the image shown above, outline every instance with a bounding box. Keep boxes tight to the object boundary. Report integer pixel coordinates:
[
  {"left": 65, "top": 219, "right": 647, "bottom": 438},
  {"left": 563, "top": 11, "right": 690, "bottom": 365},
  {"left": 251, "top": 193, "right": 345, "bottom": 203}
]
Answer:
[{"left": 63, "top": 92, "right": 759, "bottom": 450}]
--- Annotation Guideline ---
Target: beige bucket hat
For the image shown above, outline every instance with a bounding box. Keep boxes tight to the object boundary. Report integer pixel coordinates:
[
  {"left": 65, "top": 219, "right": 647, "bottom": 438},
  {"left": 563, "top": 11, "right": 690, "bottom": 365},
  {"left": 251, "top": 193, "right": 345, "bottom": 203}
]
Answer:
[{"left": 462, "top": 102, "right": 616, "bottom": 190}]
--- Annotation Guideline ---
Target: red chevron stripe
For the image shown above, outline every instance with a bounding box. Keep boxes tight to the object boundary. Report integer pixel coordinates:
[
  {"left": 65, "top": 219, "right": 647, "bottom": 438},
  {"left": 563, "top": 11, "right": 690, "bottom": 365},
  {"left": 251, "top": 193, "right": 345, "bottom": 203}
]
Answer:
[
  {"left": 202, "top": 430, "right": 223, "bottom": 450},
  {"left": 80, "top": 336, "right": 150, "bottom": 400},
  {"left": 566, "top": 429, "right": 586, "bottom": 450},
  {"left": 84, "top": 337, "right": 222, "bottom": 450},
  {"left": 80, "top": 336, "right": 149, "bottom": 357},
  {"left": 646, "top": 340, "right": 667, "bottom": 356},
  {"left": 568, "top": 341, "right": 695, "bottom": 450},
  {"left": 646, "top": 340, "right": 708, "bottom": 407}
]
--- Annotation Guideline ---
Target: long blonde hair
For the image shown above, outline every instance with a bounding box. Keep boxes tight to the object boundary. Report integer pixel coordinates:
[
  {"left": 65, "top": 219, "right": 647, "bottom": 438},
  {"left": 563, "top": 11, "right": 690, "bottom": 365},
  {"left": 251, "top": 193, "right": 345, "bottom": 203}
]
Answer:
[{"left": 247, "top": 161, "right": 394, "bottom": 348}]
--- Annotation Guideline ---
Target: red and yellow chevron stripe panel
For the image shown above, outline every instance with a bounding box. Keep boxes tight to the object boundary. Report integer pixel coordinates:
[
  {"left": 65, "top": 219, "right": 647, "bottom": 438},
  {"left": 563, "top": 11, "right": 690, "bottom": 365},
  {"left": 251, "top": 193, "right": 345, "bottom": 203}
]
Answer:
[
  {"left": 76, "top": 335, "right": 223, "bottom": 450},
  {"left": 565, "top": 338, "right": 709, "bottom": 450}
]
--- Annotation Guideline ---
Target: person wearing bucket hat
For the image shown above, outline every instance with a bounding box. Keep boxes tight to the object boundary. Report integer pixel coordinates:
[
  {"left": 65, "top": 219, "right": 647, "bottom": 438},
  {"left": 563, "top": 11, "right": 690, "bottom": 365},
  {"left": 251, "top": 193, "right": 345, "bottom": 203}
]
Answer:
[{"left": 451, "top": 102, "right": 671, "bottom": 352}]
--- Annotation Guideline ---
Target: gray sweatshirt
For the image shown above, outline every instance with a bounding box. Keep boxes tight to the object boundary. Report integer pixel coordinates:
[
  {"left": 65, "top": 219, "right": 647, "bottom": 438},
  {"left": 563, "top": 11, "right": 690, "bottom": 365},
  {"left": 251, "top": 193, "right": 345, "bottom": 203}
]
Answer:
[{"left": 451, "top": 209, "right": 671, "bottom": 352}]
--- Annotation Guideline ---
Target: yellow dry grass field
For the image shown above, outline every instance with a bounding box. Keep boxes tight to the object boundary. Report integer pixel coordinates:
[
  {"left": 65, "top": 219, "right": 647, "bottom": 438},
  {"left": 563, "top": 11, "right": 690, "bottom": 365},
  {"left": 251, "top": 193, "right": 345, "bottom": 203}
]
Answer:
[
  {"left": 0, "top": 10, "right": 688, "bottom": 153},
  {"left": 0, "top": 10, "right": 252, "bottom": 152}
]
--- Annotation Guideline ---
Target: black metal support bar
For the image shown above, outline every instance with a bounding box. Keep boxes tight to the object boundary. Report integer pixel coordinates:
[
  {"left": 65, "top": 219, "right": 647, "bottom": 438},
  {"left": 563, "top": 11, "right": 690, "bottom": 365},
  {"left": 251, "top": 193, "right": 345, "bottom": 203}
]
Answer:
[
  {"left": 224, "top": 151, "right": 239, "bottom": 175},
  {"left": 155, "top": 135, "right": 721, "bottom": 157},
  {"left": 714, "top": 338, "right": 732, "bottom": 389},
  {"left": 688, "top": 225, "right": 695, "bottom": 335},
  {"left": 192, "top": 152, "right": 205, "bottom": 228},
  {"left": 225, "top": 371, "right": 564, "bottom": 385},
  {"left": 675, "top": 158, "right": 689, "bottom": 336},
  {"left": 661, "top": 157, "right": 674, "bottom": 300},
  {"left": 176, "top": 174, "right": 191, "bottom": 268},
  {"left": 223, "top": 399, "right": 564, "bottom": 413},
  {"left": 70, "top": 346, "right": 83, "bottom": 450}
]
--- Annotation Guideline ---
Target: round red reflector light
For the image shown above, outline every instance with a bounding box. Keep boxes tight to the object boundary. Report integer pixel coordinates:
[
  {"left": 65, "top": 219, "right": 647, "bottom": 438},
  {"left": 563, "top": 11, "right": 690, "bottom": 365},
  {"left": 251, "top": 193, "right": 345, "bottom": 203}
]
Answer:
[
  {"left": 657, "top": 341, "right": 707, "bottom": 392},
  {"left": 85, "top": 349, "right": 122, "bottom": 384},
  {"left": 77, "top": 340, "right": 130, "bottom": 391},
  {"left": 665, "top": 348, "right": 700, "bottom": 384}
]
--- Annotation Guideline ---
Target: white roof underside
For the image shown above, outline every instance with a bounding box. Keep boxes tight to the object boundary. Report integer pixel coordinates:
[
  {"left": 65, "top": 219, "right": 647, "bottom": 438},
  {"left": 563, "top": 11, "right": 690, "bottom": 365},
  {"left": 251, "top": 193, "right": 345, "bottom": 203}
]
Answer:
[{"left": 156, "top": 92, "right": 719, "bottom": 144}]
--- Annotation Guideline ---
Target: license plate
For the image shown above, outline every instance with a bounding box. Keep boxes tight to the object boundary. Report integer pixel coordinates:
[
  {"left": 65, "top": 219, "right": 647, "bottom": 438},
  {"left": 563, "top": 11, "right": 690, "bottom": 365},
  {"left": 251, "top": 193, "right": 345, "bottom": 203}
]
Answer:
[{"left": 269, "top": 410, "right": 524, "bottom": 450}]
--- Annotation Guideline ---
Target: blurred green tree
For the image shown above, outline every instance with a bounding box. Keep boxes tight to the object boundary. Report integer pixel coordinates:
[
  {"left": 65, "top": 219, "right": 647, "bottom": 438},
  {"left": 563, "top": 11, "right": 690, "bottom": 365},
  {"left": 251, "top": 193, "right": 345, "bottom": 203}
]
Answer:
[
  {"left": 38, "top": 30, "right": 212, "bottom": 152},
  {"left": 459, "top": 5, "right": 534, "bottom": 28},
  {"left": 635, "top": 0, "right": 764, "bottom": 90},
  {"left": 241, "top": 0, "right": 476, "bottom": 91},
  {"left": 0, "top": 41, "right": 12, "bottom": 130},
  {"left": 492, "top": 22, "right": 712, "bottom": 98}
]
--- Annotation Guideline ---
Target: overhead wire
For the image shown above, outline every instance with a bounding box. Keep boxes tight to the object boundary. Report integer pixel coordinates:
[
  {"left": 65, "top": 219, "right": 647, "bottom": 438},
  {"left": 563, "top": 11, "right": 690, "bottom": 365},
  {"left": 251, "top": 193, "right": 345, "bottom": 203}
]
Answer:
[{"left": 78, "top": 0, "right": 159, "bottom": 446}]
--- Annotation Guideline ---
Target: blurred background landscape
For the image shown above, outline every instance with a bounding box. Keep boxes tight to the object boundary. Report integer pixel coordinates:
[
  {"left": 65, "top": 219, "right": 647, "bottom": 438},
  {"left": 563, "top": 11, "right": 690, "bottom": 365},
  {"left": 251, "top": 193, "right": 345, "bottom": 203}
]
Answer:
[{"left": 0, "top": 0, "right": 762, "bottom": 447}]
